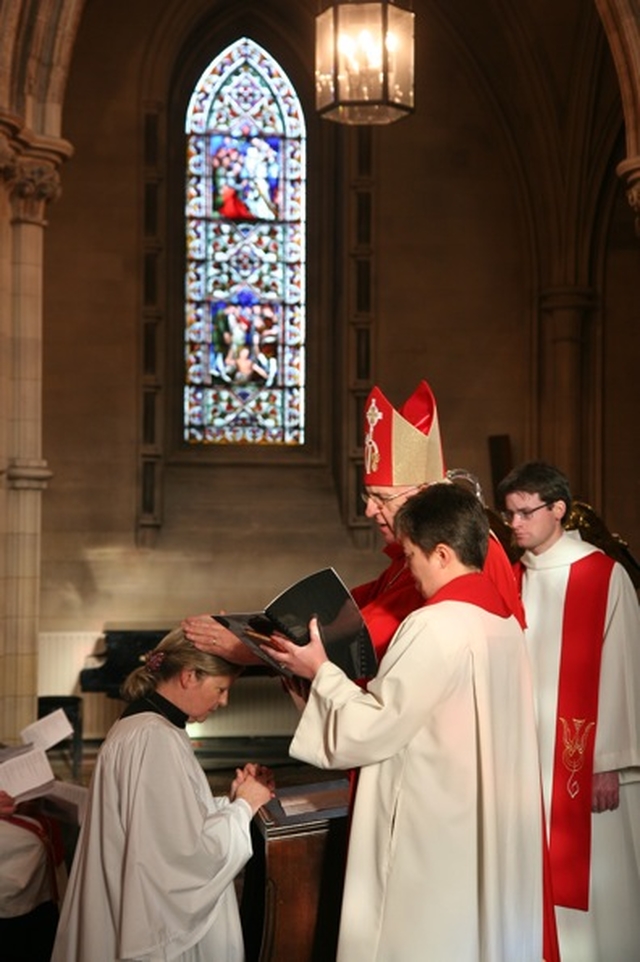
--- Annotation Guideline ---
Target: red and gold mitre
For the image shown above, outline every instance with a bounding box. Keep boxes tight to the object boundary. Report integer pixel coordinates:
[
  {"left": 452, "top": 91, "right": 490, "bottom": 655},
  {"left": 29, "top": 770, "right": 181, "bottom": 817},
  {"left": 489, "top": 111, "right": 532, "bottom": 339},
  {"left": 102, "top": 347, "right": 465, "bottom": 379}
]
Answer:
[{"left": 363, "top": 380, "right": 445, "bottom": 486}]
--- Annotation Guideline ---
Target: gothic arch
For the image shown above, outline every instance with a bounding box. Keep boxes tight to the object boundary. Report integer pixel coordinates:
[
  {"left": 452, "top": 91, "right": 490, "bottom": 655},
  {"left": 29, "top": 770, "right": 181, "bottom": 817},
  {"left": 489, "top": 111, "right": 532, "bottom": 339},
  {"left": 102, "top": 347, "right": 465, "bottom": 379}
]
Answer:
[{"left": 595, "top": 0, "right": 640, "bottom": 231}]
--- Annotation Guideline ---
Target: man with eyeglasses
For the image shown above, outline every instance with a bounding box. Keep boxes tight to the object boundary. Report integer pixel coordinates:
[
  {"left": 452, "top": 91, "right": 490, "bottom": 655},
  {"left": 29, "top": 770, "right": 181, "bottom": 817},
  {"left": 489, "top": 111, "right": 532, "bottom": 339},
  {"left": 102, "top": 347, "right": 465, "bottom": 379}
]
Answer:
[{"left": 497, "top": 460, "right": 640, "bottom": 962}]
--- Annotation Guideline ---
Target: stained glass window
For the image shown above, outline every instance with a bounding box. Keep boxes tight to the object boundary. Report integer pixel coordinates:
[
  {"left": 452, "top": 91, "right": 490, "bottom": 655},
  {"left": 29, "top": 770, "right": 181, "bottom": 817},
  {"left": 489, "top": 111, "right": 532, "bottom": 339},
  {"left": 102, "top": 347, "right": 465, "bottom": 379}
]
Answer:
[{"left": 184, "top": 38, "right": 307, "bottom": 445}]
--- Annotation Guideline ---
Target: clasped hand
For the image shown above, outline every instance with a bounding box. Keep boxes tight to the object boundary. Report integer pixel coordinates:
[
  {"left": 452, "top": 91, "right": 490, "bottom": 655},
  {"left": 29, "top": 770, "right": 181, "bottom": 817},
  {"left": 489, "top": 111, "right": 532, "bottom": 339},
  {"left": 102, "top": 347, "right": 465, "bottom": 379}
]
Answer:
[{"left": 230, "top": 762, "right": 275, "bottom": 815}]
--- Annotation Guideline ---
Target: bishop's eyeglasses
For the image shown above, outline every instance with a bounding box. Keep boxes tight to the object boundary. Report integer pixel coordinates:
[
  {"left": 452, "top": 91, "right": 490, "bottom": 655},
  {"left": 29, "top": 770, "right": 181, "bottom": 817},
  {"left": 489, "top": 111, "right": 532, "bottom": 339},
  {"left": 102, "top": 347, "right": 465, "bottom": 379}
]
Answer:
[{"left": 360, "top": 487, "right": 419, "bottom": 509}]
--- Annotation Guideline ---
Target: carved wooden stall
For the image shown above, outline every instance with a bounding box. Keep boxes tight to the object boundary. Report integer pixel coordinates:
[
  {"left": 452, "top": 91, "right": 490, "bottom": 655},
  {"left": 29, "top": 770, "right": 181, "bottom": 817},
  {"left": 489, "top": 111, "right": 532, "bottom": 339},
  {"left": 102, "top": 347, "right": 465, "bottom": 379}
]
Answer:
[{"left": 241, "top": 779, "right": 350, "bottom": 962}]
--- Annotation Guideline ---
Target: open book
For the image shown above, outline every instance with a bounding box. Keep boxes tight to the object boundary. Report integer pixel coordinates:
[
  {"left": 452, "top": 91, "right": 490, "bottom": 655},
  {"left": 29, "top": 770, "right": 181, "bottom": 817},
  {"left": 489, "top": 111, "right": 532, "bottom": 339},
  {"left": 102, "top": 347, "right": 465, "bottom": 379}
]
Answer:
[
  {"left": 214, "top": 567, "right": 377, "bottom": 681},
  {"left": 0, "top": 708, "right": 73, "bottom": 803}
]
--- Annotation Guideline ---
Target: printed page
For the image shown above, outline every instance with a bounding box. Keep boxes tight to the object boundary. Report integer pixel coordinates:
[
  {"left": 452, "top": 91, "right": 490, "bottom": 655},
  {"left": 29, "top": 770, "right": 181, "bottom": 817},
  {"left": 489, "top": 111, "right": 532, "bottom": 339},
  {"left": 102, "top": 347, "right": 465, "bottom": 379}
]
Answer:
[
  {"left": 20, "top": 707, "right": 73, "bottom": 751},
  {"left": 0, "top": 747, "right": 56, "bottom": 802}
]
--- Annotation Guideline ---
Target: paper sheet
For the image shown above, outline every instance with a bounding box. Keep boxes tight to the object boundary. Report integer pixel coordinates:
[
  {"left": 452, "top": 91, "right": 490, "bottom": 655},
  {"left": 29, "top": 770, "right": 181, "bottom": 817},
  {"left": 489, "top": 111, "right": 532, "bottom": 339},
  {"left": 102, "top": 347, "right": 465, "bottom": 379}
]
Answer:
[
  {"left": 20, "top": 708, "right": 73, "bottom": 751},
  {"left": 0, "top": 747, "right": 55, "bottom": 803}
]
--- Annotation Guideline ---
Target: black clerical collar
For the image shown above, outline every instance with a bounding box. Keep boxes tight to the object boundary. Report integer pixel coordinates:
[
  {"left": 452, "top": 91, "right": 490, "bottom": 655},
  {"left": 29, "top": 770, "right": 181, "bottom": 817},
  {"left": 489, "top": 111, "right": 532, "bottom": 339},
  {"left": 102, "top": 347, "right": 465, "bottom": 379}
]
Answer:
[{"left": 121, "top": 690, "right": 189, "bottom": 728}]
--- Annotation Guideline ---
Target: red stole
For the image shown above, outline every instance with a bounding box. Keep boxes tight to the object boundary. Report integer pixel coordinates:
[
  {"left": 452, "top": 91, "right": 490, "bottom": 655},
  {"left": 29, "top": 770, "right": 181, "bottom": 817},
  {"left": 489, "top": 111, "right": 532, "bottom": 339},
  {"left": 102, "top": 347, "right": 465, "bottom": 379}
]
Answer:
[
  {"left": 518, "top": 549, "right": 614, "bottom": 911},
  {"left": 550, "top": 551, "right": 614, "bottom": 909}
]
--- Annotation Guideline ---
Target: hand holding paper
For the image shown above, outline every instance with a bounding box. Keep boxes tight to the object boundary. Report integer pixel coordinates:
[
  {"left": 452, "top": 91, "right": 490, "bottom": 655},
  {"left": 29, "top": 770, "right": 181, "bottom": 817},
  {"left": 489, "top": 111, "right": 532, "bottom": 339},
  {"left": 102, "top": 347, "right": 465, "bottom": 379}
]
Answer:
[{"left": 0, "top": 707, "right": 75, "bottom": 803}]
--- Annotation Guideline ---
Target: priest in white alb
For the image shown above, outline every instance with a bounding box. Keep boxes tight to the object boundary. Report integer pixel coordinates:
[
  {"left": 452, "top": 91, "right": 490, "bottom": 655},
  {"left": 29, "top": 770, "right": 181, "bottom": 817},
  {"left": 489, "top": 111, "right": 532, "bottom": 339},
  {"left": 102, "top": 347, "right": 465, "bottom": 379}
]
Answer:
[
  {"left": 498, "top": 460, "right": 640, "bottom": 962},
  {"left": 275, "top": 483, "right": 544, "bottom": 962}
]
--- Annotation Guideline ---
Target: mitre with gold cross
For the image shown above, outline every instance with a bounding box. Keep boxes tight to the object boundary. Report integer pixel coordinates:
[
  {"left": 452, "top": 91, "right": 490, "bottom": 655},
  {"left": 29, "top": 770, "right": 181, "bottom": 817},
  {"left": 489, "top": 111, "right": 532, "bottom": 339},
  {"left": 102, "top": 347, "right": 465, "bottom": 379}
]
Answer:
[{"left": 363, "top": 380, "right": 445, "bottom": 486}]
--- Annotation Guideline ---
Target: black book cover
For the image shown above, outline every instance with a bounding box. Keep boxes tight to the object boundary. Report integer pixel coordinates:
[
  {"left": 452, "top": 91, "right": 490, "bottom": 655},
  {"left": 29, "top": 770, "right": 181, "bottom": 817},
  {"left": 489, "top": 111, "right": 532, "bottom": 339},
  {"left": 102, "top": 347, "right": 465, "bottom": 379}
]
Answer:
[{"left": 213, "top": 567, "right": 377, "bottom": 681}]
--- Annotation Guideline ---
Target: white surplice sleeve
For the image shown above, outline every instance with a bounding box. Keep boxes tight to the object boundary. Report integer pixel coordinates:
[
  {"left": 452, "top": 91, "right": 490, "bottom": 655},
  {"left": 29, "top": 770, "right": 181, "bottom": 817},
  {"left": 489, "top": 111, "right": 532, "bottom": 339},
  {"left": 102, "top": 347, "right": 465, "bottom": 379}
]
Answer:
[
  {"left": 593, "top": 562, "right": 640, "bottom": 777},
  {"left": 290, "top": 606, "right": 460, "bottom": 770}
]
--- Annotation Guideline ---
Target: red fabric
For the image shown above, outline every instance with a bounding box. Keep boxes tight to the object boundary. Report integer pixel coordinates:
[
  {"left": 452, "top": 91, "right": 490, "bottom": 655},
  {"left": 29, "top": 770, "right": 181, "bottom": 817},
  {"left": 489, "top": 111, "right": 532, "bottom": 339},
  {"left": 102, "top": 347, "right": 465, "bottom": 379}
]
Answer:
[
  {"left": 218, "top": 186, "right": 251, "bottom": 218},
  {"left": 362, "top": 381, "right": 441, "bottom": 486},
  {"left": 398, "top": 380, "right": 438, "bottom": 436},
  {"left": 353, "top": 536, "right": 524, "bottom": 664},
  {"left": 352, "top": 544, "right": 424, "bottom": 662},
  {"left": 485, "top": 535, "right": 526, "bottom": 628},
  {"left": 426, "top": 571, "right": 512, "bottom": 616},
  {"left": 548, "top": 551, "right": 613, "bottom": 909}
]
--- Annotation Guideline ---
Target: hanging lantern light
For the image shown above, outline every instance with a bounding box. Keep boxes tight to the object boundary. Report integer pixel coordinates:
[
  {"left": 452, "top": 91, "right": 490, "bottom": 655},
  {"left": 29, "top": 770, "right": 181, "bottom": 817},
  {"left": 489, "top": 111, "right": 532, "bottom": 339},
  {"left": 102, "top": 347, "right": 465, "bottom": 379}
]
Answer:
[{"left": 315, "top": 0, "right": 415, "bottom": 125}]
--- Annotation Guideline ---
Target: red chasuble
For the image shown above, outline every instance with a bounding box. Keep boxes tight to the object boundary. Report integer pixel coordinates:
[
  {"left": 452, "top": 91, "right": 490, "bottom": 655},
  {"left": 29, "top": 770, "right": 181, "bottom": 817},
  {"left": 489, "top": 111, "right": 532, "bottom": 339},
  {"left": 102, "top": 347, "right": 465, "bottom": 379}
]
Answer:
[{"left": 352, "top": 543, "right": 424, "bottom": 662}]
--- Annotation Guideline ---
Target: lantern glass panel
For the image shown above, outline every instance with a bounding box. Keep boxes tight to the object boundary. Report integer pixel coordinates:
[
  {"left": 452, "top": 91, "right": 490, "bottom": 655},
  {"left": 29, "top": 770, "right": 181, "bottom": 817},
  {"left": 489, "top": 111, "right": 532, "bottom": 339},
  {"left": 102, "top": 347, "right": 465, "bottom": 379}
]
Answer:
[
  {"left": 388, "top": 4, "right": 414, "bottom": 107},
  {"left": 336, "top": 3, "right": 384, "bottom": 103},
  {"left": 315, "top": 7, "right": 335, "bottom": 110},
  {"left": 315, "top": 2, "right": 415, "bottom": 125}
]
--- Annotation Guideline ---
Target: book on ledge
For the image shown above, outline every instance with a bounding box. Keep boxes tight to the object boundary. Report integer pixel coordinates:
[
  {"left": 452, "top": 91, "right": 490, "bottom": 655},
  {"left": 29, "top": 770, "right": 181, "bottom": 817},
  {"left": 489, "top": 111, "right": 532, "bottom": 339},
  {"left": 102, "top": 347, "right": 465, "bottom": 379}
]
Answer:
[{"left": 213, "top": 567, "right": 378, "bottom": 681}]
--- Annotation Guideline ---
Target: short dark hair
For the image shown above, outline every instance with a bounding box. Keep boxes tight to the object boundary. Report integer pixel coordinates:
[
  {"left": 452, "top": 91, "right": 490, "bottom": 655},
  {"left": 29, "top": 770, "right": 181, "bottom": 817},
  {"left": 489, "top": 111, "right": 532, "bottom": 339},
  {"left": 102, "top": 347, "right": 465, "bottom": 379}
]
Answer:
[
  {"left": 394, "top": 482, "right": 489, "bottom": 570},
  {"left": 496, "top": 461, "right": 572, "bottom": 520}
]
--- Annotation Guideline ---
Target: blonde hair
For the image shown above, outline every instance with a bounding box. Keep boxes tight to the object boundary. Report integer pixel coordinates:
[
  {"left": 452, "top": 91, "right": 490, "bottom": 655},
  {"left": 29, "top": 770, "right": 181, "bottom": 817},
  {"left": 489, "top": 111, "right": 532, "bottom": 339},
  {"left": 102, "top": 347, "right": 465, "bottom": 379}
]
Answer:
[{"left": 121, "top": 627, "right": 241, "bottom": 702}]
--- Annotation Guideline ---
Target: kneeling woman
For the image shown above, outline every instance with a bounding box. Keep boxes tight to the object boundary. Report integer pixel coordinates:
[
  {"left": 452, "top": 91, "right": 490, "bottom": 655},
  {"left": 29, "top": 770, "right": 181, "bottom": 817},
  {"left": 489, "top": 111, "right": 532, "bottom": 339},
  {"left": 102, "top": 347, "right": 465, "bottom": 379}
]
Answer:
[{"left": 52, "top": 628, "right": 273, "bottom": 962}]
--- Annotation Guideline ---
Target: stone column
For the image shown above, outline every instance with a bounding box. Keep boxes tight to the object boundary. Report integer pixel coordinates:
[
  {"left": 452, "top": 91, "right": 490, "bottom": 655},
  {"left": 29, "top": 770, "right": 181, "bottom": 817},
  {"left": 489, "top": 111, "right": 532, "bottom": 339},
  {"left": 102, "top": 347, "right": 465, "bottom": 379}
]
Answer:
[
  {"left": 0, "top": 134, "right": 67, "bottom": 742},
  {"left": 539, "top": 287, "right": 595, "bottom": 492}
]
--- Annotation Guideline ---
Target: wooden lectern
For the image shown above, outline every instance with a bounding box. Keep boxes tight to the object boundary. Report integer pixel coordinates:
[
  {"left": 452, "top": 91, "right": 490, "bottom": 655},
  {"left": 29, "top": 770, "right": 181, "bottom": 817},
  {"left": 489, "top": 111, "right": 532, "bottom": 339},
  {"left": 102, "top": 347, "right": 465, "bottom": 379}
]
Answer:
[{"left": 241, "top": 779, "right": 349, "bottom": 962}]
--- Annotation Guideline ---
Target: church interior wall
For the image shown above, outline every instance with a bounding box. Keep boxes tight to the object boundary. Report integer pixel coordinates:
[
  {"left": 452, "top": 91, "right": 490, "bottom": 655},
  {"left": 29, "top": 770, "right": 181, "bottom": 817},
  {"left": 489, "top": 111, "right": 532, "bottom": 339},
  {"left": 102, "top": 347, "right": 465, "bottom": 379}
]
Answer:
[
  {"left": 40, "top": 0, "right": 383, "bottom": 634},
  {"left": 602, "top": 184, "right": 640, "bottom": 544},
  {"left": 36, "top": 0, "right": 639, "bottom": 644},
  {"left": 0, "top": 0, "right": 633, "bottom": 745},
  {"left": 373, "top": 10, "right": 532, "bottom": 491}
]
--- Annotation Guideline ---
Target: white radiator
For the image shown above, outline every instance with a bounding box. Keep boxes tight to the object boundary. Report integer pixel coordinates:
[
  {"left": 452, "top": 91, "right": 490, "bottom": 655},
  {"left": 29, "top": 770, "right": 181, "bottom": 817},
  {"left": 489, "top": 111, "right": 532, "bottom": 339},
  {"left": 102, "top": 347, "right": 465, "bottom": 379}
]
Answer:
[
  {"left": 38, "top": 632, "right": 120, "bottom": 739},
  {"left": 38, "top": 632, "right": 298, "bottom": 740}
]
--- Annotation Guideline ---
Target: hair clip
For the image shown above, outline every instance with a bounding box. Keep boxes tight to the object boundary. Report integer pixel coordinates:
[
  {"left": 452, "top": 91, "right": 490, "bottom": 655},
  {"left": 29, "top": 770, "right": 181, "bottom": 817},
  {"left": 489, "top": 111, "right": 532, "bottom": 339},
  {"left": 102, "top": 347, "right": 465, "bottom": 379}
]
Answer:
[{"left": 144, "top": 650, "right": 166, "bottom": 673}]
